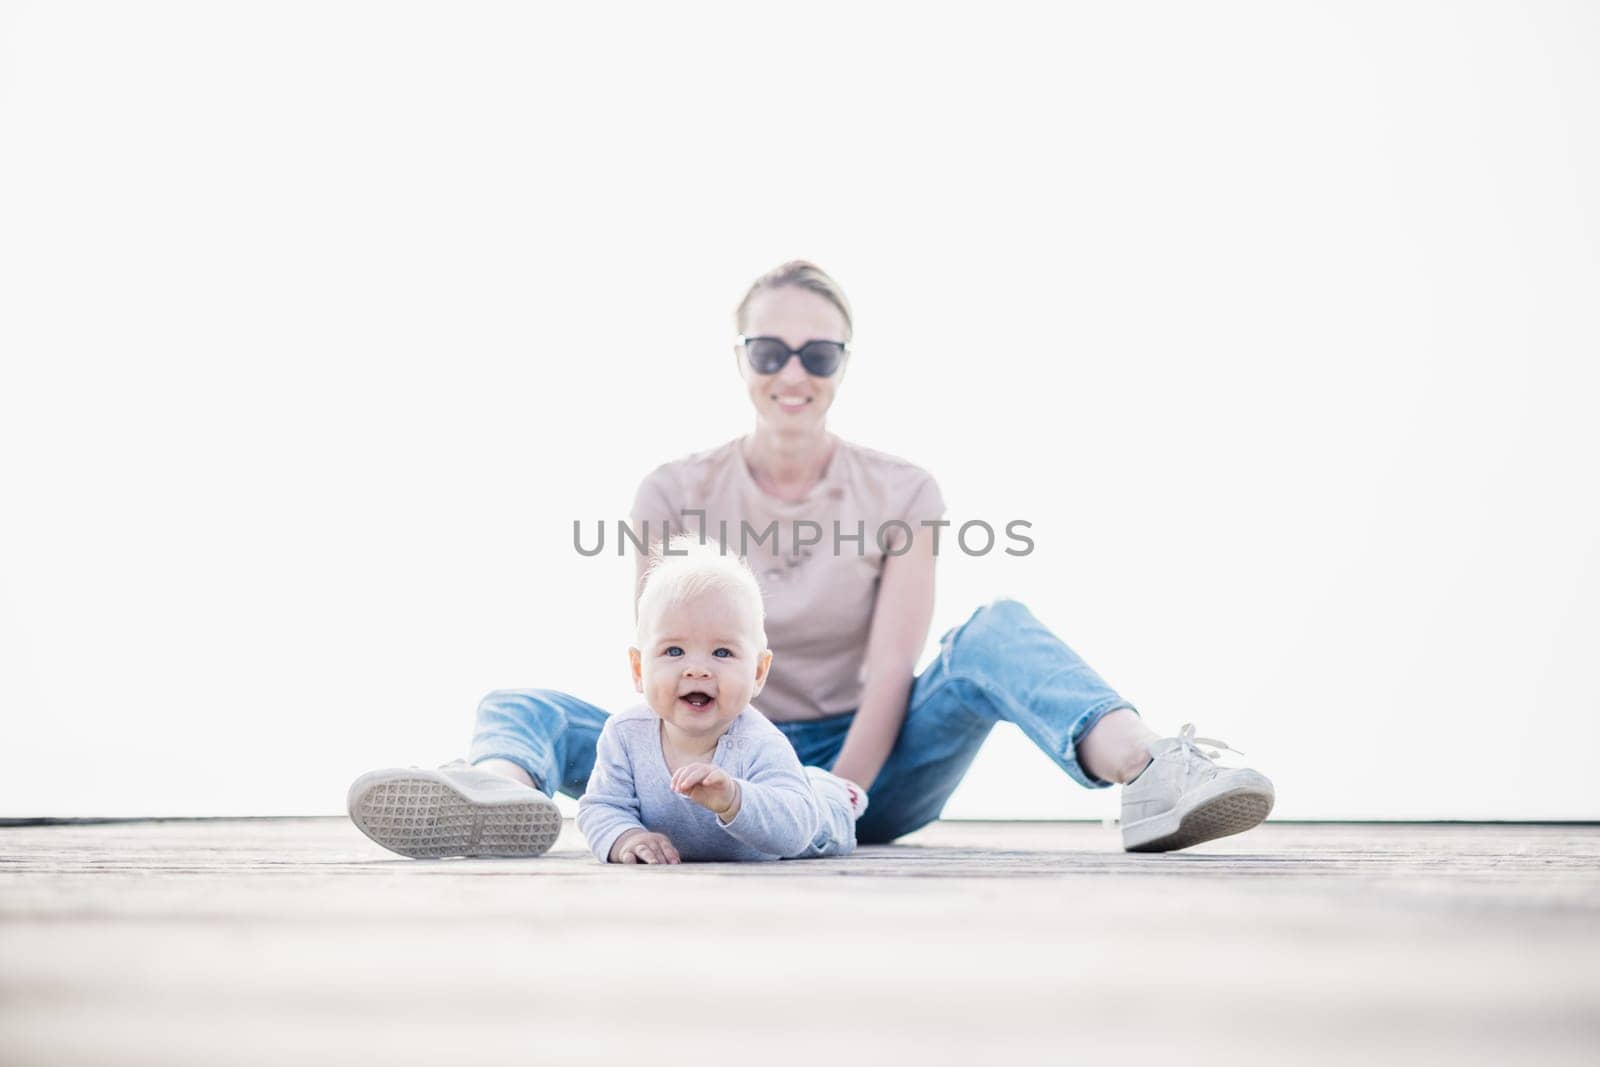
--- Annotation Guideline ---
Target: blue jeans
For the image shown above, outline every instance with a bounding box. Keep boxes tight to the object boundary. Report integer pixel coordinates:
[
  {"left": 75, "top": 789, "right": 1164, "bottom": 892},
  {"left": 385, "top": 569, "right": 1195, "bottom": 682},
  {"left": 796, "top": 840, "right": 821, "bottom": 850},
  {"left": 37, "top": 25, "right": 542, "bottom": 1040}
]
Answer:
[{"left": 468, "top": 598, "right": 1134, "bottom": 845}]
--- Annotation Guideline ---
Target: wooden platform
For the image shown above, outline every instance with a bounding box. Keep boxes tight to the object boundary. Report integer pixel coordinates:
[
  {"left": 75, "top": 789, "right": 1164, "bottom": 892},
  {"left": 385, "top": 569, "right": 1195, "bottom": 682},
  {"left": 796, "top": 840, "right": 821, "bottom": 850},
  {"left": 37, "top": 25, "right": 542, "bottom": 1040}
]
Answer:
[{"left": 2, "top": 819, "right": 1597, "bottom": 1065}]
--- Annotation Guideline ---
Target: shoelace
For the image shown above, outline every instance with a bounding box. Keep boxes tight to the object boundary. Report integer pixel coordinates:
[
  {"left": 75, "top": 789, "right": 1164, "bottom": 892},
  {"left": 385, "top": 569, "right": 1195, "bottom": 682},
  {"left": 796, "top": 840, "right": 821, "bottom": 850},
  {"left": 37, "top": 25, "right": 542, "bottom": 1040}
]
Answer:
[{"left": 1168, "top": 722, "right": 1244, "bottom": 762}]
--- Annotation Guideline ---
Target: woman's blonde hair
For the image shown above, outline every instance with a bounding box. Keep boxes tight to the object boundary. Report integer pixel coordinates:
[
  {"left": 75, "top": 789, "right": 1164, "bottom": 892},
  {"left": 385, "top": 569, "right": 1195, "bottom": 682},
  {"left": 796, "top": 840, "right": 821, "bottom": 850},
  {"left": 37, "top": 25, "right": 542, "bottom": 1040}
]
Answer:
[
  {"left": 635, "top": 535, "right": 767, "bottom": 648},
  {"left": 734, "top": 260, "right": 854, "bottom": 341}
]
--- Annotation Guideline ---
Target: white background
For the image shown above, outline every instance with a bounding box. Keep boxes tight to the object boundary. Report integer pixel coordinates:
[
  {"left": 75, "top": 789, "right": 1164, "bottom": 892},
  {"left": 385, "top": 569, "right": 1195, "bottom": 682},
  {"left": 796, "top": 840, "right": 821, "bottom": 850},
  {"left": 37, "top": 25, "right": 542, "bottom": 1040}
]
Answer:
[{"left": 2, "top": 1, "right": 1596, "bottom": 820}]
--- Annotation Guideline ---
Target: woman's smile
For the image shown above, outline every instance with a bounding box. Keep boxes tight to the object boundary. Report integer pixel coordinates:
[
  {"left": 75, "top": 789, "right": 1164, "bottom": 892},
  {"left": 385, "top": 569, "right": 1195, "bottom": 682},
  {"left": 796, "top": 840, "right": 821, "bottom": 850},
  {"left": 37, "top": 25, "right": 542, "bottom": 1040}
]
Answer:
[{"left": 738, "top": 285, "right": 847, "bottom": 430}]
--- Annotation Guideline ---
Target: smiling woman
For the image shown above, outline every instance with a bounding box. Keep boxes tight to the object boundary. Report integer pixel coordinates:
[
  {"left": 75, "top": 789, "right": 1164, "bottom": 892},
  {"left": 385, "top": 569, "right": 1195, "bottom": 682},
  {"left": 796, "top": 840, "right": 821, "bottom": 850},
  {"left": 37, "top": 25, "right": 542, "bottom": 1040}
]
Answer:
[{"left": 346, "top": 260, "right": 1276, "bottom": 861}]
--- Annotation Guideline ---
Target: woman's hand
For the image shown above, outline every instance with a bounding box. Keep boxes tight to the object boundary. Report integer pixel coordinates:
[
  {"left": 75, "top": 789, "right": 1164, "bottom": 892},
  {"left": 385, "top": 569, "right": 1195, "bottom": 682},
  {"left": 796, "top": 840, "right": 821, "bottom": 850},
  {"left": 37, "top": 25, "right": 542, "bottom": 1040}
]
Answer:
[
  {"left": 670, "top": 762, "right": 742, "bottom": 822},
  {"left": 610, "top": 829, "right": 681, "bottom": 864}
]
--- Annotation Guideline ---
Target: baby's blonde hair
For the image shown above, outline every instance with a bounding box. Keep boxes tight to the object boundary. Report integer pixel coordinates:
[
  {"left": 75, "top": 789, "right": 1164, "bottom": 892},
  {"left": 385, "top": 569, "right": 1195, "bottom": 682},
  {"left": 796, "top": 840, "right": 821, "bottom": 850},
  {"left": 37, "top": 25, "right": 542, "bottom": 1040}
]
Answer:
[{"left": 635, "top": 535, "right": 767, "bottom": 648}]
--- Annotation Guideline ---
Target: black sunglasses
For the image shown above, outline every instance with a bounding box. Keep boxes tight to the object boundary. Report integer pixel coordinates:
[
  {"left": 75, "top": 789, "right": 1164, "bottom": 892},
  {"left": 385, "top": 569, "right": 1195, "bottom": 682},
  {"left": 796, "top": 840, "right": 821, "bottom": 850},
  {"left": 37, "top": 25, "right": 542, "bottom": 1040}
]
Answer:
[{"left": 737, "top": 335, "right": 849, "bottom": 377}]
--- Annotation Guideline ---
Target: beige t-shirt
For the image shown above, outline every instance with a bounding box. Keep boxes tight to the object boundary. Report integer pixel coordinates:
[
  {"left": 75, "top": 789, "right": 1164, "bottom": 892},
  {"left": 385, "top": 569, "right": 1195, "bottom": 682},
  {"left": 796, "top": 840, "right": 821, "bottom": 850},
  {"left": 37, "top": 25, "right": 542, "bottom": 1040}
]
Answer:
[{"left": 631, "top": 435, "right": 945, "bottom": 723}]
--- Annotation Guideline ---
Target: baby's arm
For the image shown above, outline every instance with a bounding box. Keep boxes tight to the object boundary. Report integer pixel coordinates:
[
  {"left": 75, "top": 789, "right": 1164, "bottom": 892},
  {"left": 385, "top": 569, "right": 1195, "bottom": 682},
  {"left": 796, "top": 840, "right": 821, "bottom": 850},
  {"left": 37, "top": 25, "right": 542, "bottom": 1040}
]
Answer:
[
  {"left": 670, "top": 763, "right": 742, "bottom": 820},
  {"left": 610, "top": 830, "right": 680, "bottom": 864},
  {"left": 577, "top": 721, "right": 668, "bottom": 863},
  {"left": 676, "top": 738, "right": 819, "bottom": 858}
]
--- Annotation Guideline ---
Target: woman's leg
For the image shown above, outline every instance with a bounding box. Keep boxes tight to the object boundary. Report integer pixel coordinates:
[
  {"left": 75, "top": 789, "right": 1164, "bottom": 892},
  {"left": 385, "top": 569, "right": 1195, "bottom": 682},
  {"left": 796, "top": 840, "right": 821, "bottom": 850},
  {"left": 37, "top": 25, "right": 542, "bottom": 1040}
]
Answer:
[
  {"left": 852, "top": 598, "right": 1136, "bottom": 844},
  {"left": 1077, "top": 707, "right": 1161, "bottom": 784},
  {"left": 467, "top": 688, "right": 613, "bottom": 799},
  {"left": 347, "top": 686, "right": 610, "bottom": 859},
  {"left": 772, "top": 712, "right": 855, "bottom": 770},
  {"left": 474, "top": 758, "right": 535, "bottom": 789}
]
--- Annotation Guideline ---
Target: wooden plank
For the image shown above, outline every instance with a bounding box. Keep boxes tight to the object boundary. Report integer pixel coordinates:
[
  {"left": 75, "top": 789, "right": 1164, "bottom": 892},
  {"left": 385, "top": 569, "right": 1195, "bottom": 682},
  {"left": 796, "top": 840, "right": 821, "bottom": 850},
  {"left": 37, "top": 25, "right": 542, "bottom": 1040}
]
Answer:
[{"left": 2, "top": 820, "right": 1597, "bottom": 1065}]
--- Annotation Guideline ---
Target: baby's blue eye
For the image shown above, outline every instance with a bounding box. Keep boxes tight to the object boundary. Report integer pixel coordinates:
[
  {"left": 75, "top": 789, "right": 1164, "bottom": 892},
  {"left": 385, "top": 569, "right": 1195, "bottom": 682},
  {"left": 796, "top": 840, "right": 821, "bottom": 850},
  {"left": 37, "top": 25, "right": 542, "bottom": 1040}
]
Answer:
[
  {"left": 664, "top": 646, "right": 683, "bottom": 657},
  {"left": 713, "top": 648, "right": 733, "bottom": 658}
]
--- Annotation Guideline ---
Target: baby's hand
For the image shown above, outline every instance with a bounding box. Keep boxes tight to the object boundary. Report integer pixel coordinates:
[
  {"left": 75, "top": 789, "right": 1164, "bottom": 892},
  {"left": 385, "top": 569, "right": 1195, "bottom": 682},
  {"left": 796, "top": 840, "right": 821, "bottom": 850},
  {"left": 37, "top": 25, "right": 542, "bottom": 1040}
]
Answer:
[
  {"left": 610, "top": 829, "right": 680, "bottom": 865},
  {"left": 671, "top": 762, "right": 742, "bottom": 821}
]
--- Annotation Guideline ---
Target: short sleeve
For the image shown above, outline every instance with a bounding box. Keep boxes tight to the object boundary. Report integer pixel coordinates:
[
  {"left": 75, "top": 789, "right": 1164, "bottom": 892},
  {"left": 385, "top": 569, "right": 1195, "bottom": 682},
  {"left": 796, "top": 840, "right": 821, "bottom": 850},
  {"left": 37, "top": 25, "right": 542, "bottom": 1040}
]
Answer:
[
  {"left": 630, "top": 465, "right": 682, "bottom": 547},
  {"left": 903, "top": 471, "right": 945, "bottom": 526},
  {"left": 884, "top": 469, "right": 945, "bottom": 553}
]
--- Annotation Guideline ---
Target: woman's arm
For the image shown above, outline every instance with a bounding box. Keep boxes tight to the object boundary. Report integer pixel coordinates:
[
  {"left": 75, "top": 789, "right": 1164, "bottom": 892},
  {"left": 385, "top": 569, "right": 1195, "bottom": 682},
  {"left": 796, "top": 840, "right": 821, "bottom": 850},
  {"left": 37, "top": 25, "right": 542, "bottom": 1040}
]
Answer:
[{"left": 829, "top": 530, "right": 937, "bottom": 791}]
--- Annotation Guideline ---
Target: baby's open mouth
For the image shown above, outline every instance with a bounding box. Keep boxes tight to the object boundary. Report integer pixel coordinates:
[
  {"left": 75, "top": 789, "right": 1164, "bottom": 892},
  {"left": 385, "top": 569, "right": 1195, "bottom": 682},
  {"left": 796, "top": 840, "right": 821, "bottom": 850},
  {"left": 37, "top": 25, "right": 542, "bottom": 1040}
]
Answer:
[{"left": 680, "top": 691, "right": 715, "bottom": 708}]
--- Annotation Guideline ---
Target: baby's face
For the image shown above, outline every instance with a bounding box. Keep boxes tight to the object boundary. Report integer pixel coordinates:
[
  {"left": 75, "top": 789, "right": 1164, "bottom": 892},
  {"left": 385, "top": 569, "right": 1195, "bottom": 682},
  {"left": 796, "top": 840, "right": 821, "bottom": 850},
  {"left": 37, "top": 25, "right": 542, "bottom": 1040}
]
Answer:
[{"left": 630, "top": 587, "right": 772, "bottom": 744}]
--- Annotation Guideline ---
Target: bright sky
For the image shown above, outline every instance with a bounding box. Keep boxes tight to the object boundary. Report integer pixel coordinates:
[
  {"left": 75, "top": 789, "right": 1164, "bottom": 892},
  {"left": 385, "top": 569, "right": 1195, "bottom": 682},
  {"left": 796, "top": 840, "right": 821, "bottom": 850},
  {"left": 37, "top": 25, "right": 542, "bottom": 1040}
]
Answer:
[{"left": 2, "top": 1, "right": 1597, "bottom": 819}]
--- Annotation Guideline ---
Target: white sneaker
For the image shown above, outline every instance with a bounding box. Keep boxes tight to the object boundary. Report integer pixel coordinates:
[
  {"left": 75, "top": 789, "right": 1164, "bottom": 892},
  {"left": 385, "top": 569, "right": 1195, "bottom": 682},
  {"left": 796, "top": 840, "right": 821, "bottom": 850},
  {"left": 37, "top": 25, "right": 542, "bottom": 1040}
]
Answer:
[
  {"left": 347, "top": 759, "right": 562, "bottom": 859},
  {"left": 1120, "top": 724, "right": 1274, "bottom": 852}
]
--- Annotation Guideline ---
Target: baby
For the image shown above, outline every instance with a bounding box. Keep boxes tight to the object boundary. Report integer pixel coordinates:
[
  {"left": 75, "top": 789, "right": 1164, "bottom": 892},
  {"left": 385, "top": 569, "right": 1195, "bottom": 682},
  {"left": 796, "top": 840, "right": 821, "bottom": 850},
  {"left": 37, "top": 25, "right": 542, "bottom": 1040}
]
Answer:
[{"left": 577, "top": 538, "right": 865, "bottom": 864}]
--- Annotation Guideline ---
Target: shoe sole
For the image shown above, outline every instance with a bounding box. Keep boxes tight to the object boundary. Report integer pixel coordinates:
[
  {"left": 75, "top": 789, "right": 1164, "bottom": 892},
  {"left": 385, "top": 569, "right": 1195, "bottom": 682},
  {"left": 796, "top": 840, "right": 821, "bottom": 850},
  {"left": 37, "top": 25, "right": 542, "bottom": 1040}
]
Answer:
[
  {"left": 1122, "top": 771, "right": 1275, "bottom": 853},
  {"left": 347, "top": 768, "right": 562, "bottom": 859}
]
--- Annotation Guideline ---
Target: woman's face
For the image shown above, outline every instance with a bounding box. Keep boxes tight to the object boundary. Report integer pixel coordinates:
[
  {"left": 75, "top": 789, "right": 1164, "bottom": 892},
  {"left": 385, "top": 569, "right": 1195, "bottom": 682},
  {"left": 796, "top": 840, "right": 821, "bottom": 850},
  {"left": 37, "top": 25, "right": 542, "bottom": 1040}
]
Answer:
[{"left": 736, "top": 286, "right": 849, "bottom": 432}]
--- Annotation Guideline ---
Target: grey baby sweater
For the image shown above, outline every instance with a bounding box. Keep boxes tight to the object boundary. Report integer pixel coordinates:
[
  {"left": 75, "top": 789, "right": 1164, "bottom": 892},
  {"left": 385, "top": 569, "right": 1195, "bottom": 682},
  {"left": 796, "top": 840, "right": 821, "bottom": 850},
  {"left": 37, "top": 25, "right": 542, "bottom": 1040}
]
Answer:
[{"left": 577, "top": 704, "right": 821, "bottom": 862}]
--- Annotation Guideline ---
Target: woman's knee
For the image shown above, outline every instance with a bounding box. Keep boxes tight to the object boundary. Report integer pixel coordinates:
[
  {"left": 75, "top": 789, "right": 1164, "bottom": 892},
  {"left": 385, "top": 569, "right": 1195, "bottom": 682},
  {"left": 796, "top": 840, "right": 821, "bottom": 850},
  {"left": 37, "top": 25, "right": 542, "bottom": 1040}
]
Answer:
[
  {"left": 945, "top": 597, "right": 1034, "bottom": 659},
  {"left": 473, "top": 688, "right": 570, "bottom": 728},
  {"left": 476, "top": 684, "right": 566, "bottom": 710},
  {"left": 962, "top": 596, "right": 1031, "bottom": 632}
]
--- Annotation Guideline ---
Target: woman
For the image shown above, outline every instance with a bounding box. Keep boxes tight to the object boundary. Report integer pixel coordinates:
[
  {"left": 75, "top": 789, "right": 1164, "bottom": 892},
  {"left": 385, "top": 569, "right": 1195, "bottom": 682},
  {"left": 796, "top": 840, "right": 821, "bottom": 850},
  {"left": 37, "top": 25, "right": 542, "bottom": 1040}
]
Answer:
[{"left": 348, "top": 261, "right": 1274, "bottom": 859}]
